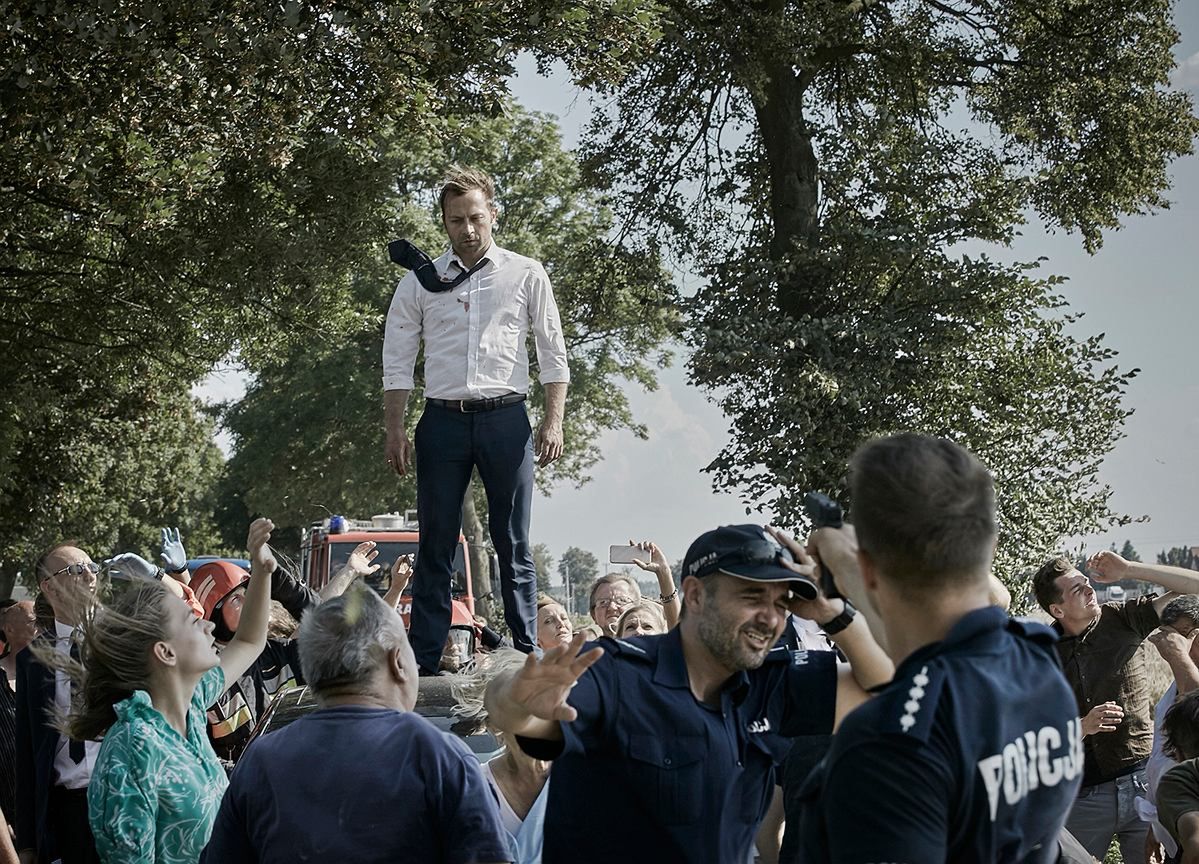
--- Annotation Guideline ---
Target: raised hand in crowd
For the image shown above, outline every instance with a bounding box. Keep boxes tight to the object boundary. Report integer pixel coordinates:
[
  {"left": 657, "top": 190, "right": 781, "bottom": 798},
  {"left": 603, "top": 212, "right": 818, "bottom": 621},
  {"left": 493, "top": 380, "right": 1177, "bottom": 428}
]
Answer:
[
  {"left": 319, "top": 541, "right": 380, "bottom": 602},
  {"left": 1087, "top": 549, "right": 1199, "bottom": 617},
  {"left": 485, "top": 633, "right": 604, "bottom": 737},
  {"left": 1149, "top": 622, "right": 1199, "bottom": 694},
  {"left": 629, "top": 539, "right": 680, "bottom": 627},
  {"left": 160, "top": 526, "right": 190, "bottom": 582},
  {"left": 383, "top": 554, "right": 414, "bottom": 610},
  {"left": 1081, "top": 701, "right": 1124, "bottom": 737}
]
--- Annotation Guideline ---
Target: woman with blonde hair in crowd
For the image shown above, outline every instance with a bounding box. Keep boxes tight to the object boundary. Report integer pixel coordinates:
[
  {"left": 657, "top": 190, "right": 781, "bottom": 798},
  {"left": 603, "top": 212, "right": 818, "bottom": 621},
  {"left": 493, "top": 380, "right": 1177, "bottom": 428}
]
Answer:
[
  {"left": 614, "top": 601, "right": 668, "bottom": 638},
  {"left": 42, "top": 518, "right": 274, "bottom": 864},
  {"left": 450, "top": 648, "right": 551, "bottom": 864},
  {"left": 535, "top": 595, "right": 572, "bottom": 651}
]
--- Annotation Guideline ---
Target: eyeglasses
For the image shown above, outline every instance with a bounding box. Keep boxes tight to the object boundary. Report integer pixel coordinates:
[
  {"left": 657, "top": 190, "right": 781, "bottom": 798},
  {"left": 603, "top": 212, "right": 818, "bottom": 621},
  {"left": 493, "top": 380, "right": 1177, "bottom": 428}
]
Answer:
[
  {"left": 595, "top": 595, "right": 636, "bottom": 610},
  {"left": 50, "top": 562, "right": 100, "bottom": 579}
]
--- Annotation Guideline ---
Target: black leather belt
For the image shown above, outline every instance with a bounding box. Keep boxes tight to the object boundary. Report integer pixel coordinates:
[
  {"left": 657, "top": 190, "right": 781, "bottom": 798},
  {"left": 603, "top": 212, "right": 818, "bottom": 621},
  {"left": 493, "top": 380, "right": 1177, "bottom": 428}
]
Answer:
[{"left": 426, "top": 393, "right": 526, "bottom": 413}]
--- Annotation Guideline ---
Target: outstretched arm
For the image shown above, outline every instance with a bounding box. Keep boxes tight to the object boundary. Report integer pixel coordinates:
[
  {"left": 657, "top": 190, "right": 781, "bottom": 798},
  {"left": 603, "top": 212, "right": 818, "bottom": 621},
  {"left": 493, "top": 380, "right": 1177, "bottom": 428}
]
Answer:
[
  {"left": 217, "top": 518, "right": 273, "bottom": 692},
  {"left": 319, "top": 541, "right": 381, "bottom": 602},
  {"left": 631, "top": 540, "right": 681, "bottom": 628},
  {"left": 484, "top": 633, "right": 603, "bottom": 740},
  {"left": 1088, "top": 551, "right": 1199, "bottom": 615}
]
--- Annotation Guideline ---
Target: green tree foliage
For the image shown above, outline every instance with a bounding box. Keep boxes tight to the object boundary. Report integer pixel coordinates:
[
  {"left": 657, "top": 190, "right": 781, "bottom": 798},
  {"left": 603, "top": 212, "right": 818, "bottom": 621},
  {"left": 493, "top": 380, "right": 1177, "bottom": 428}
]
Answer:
[
  {"left": 558, "top": 545, "right": 599, "bottom": 614},
  {"left": 219, "top": 103, "right": 678, "bottom": 538},
  {"left": 0, "top": 384, "right": 225, "bottom": 596},
  {"left": 1119, "top": 540, "right": 1142, "bottom": 563},
  {"left": 0, "top": 0, "right": 661, "bottom": 581},
  {"left": 532, "top": 543, "right": 555, "bottom": 594},
  {"left": 577, "top": 0, "right": 1198, "bottom": 586},
  {"left": 1158, "top": 547, "right": 1199, "bottom": 570}
]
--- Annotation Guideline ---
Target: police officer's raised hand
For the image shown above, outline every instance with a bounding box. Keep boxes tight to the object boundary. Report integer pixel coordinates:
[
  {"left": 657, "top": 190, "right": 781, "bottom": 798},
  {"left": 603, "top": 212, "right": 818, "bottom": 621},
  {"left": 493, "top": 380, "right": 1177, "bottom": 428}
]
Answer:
[
  {"left": 385, "top": 431, "right": 414, "bottom": 476},
  {"left": 767, "top": 527, "right": 840, "bottom": 623},
  {"left": 507, "top": 633, "right": 603, "bottom": 722},
  {"left": 1081, "top": 701, "right": 1123, "bottom": 736}
]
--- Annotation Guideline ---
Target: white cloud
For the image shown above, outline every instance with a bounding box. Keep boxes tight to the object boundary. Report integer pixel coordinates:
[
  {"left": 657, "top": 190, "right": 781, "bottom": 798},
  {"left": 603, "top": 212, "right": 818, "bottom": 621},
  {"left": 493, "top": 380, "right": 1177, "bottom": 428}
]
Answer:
[{"left": 1171, "top": 51, "right": 1199, "bottom": 93}]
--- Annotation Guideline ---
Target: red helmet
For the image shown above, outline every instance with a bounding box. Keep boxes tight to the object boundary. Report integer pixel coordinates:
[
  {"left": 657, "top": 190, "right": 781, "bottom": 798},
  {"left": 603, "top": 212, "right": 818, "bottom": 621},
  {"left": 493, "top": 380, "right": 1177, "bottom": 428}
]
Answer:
[{"left": 190, "top": 561, "right": 250, "bottom": 621}]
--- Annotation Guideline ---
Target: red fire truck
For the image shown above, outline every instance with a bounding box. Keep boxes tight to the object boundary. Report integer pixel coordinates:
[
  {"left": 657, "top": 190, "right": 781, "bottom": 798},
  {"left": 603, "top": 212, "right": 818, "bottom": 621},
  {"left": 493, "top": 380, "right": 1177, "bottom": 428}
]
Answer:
[{"left": 300, "top": 512, "right": 483, "bottom": 667}]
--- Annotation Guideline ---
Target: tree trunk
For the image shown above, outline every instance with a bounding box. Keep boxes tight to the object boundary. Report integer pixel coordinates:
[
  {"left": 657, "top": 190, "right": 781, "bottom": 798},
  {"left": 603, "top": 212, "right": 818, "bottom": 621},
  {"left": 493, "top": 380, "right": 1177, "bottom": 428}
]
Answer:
[{"left": 752, "top": 61, "right": 820, "bottom": 319}]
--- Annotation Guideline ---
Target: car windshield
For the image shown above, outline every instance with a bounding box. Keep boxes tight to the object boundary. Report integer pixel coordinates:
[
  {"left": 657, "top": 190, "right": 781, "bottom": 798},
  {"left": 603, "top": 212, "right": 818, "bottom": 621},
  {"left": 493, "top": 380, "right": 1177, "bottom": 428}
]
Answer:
[{"left": 327, "top": 541, "right": 468, "bottom": 597}]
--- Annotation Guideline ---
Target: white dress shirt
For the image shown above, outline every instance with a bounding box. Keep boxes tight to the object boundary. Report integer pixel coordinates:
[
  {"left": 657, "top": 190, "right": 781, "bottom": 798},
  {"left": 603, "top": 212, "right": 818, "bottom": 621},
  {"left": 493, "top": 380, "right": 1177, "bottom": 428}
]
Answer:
[
  {"left": 51, "top": 619, "right": 98, "bottom": 789},
  {"left": 382, "top": 243, "right": 570, "bottom": 399}
]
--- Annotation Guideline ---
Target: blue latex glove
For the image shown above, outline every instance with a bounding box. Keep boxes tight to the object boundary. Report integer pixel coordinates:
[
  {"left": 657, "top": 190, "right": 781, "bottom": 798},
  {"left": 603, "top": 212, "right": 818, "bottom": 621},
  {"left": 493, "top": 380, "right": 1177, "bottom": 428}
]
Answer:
[
  {"left": 160, "top": 527, "right": 188, "bottom": 572},
  {"left": 106, "top": 553, "right": 161, "bottom": 582}
]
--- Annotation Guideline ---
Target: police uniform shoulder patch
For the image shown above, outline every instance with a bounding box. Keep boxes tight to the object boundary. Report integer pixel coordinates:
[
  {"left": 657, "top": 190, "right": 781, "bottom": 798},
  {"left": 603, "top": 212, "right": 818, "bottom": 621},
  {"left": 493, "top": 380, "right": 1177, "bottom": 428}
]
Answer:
[{"left": 876, "top": 662, "right": 947, "bottom": 743}]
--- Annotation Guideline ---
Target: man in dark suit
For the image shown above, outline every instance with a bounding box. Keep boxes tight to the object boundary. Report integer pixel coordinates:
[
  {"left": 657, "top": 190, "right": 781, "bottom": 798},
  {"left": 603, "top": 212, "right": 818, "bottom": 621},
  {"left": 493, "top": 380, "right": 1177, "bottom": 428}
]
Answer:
[{"left": 15, "top": 543, "right": 100, "bottom": 864}]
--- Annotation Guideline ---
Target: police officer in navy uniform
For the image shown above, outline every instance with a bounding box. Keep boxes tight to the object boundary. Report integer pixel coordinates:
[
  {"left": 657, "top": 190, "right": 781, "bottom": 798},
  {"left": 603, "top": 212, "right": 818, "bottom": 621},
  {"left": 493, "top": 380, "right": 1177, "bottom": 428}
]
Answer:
[
  {"left": 798, "top": 433, "right": 1083, "bottom": 863},
  {"left": 484, "top": 523, "right": 894, "bottom": 863}
]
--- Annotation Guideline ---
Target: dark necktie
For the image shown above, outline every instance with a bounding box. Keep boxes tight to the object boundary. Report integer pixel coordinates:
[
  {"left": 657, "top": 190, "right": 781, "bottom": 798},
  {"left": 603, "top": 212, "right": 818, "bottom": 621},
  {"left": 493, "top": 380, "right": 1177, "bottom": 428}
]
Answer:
[
  {"left": 68, "top": 638, "right": 85, "bottom": 763},
  {"left": 387, "top": 238, "right": 489, "bottom": 293}
]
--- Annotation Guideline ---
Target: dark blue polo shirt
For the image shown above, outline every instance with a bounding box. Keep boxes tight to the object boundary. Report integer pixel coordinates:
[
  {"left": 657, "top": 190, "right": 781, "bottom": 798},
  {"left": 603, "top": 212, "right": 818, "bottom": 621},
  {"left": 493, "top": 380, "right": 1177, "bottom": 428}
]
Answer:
[
  {"left": 200, "top": 706, "right": 508, "bottom": 864},
  {"left": 517, "top": 628, "right": 838, "bottom": 864},
  {"left": 798, "top": 606, "right": 1082, "bottom": 864}
]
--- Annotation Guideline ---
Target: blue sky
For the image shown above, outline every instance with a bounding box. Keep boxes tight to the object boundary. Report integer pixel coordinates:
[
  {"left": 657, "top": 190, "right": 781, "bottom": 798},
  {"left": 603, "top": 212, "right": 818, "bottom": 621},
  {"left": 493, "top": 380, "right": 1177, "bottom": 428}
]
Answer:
[{"left": 199, "top": 5, "right": 1199, "bottom": 578}]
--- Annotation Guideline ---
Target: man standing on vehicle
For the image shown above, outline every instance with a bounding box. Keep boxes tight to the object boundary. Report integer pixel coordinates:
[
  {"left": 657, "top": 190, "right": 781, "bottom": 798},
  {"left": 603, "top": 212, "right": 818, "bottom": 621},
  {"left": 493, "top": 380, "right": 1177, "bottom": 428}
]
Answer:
[{"left": 383, "top": 166, "right": 569, "bottom": 674}]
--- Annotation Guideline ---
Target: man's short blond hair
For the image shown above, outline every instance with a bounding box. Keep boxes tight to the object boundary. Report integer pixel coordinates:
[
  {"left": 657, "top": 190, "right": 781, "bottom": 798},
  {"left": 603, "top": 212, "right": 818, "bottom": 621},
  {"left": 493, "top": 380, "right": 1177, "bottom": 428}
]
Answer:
[{"left": 438, "top": 165, "right": 496, "bottom": 213}]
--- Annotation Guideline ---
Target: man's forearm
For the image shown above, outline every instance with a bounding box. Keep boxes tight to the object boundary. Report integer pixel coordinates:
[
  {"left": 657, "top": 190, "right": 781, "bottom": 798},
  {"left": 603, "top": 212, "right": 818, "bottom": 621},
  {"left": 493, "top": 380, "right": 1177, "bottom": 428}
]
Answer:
[
  {"left": 542, "top": 382, "right": 567, "bottom": 427},
  {"left": 384, "top": 389, "right": 410, "bottom": 433},
  {"left": 829, "top": 615, "right": 894, "bottom": 691},
  {"left": 1166, "top": 653, "right": 1199, "bottom": 694},
  {"left": 1128, "top": 562, "right": 1199, "bottom": 595}
]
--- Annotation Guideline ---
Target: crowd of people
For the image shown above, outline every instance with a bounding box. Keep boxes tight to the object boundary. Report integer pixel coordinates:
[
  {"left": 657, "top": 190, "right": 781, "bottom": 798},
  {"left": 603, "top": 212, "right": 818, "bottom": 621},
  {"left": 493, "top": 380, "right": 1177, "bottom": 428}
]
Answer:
[
  {"left": 9, "top": 431, "right": 1199, "bottom": 863},
  {"left": 8, "top": 166, "right": 1199, "bottom": 864}
]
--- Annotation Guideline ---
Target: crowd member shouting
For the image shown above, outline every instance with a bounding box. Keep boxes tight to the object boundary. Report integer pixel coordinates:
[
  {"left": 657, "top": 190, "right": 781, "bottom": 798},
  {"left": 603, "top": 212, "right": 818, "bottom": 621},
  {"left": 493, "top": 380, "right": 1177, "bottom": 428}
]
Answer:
[
  {"left": 452, "top": 649, "right": 552, "bottom": 864},
  {"left": 44, "top": 518, "right": 273, "bottom": 864},
  {"left": 201, "top": 585, "right": 509, "bottom": 864},
  {"left": 485, "top": 521, "right": 892, "bottom": 863}
]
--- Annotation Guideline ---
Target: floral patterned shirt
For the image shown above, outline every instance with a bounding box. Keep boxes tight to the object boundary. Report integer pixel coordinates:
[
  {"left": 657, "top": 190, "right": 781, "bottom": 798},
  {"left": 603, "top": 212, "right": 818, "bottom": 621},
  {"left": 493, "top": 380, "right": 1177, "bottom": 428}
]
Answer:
[{"left": 88, "top": 666, "right": 228, "bottom": 864}]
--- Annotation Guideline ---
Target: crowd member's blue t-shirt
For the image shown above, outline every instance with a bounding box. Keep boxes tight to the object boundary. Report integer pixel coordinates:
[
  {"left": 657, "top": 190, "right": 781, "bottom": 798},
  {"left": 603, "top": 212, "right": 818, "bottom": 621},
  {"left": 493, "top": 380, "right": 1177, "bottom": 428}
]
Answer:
[
  {"left": 200, "top": 705, "right": 509, "bottom": 864},
  {"left": 516, "top": 628, "right": 838, "bottom": 864},
  {"left": 798, "top": 606, "right": 1083, "bottom": 864}
]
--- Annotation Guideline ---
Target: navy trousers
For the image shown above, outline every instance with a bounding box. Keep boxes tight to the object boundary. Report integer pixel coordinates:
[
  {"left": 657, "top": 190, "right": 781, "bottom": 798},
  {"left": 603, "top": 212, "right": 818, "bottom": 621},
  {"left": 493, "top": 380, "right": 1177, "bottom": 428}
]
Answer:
[{"left": 410, "top": 400, "right": 538, "bottom": 672}]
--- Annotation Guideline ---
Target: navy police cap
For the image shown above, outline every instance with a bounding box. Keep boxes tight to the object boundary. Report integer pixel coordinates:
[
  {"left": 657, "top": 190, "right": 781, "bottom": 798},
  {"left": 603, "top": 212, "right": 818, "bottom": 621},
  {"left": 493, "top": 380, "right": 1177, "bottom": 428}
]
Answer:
[{"left": 682, "top": 524, "right": 818, "bottom": 600}]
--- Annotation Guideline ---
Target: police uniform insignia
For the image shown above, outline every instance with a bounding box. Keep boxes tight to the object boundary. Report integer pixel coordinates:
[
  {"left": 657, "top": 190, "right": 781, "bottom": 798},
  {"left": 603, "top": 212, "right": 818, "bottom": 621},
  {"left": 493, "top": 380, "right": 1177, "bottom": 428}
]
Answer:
[
  {"left": 879, "top": 663, "right": 945, "bottom": 741},
  {"left": 900, "top": 666, "right": 930, "bottom": 732}
]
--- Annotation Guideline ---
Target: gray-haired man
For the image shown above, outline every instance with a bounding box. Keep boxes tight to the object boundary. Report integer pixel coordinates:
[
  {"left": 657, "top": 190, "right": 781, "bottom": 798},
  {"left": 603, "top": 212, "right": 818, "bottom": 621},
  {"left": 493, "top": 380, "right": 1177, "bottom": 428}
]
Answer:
[{"left": 202, "top": 585, "right": 509, "bottom": 863}]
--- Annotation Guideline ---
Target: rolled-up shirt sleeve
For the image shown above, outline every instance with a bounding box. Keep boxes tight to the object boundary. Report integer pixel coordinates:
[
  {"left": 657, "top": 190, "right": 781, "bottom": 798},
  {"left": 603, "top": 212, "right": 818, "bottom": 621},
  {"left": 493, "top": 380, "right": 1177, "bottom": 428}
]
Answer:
[
  {"left": 382, "top": 272, "right": 423, "bottom": 391},
  {"left": 527, "top": 264, "right": 570, "bottom": 385}
]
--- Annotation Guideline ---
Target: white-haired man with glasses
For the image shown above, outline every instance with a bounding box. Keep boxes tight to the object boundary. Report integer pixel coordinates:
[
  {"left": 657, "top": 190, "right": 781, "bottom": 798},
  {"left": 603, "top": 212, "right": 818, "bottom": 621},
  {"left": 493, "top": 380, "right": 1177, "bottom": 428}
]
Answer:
[{"left": 16, "top": 543, "right": 102, "bottom": 864}]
